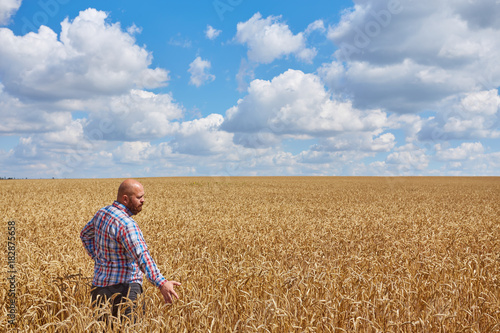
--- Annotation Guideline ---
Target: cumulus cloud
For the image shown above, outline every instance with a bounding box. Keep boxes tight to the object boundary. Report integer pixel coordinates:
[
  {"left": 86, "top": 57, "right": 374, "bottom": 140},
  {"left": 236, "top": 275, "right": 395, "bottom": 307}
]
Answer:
[
  {"left": 235, "top": 12, "right": 317, "bottom": 64},
  {"left": 383, "top": 144, "right": 430, "bottom": 174},
  {"left": 127, "top": 23, "right": 143, "bottom": 35},
  {"left": 235, "top": 58, "right": 256, "bottom": 92},
  {"left": 0, "top": 85, "right": 71, "bottom": 134},
  {"left": 1, "top": 1, "right": 499, "bottom": 178},
  {"left": 312, "top": 132, "right": 396, "bottom": 153},
  {"left": 83, "top": 89, "right": 184, "bottom": 141},
  {"left": 305, "top": 20, "right": 326, "bottom": 35},
  {"left": 0, "top": 0, "right": 21, "bottom": 25},
  {"left": 0, "top": 8, "right": 188, "bottom": 177},
  {"left": 171, "top": 114, "right": 235, "bottom": 155},
  {"left": 0, "top": 8, "right": 169, "bottom": 101},
  {"left": 460, "top": 89, "right": 500, "bottom": 116},
  {"left": 205, "top": 25, "right": 221, "bottom": 40},
  {"left": 433, "top": 141, "right": 500, "bottom": 175},
  {"left": 37, "top": 119, "right": 88, "bottom": 147},
  {"left": 319, "top": 58, "right": 474, "bottom": 114},
  {"left": 435, "top": 142, "right": 484, "bottom": 161},
  {"left": 102, "top": 114, "right": 237, "bottom": 162},
  {"left": 6, "top": 118, "right": 113, "bottom": 176},
  {"left": 113, "top": 141, "right": 154, "bottom": 164},
  {"left": 188, "top": 56, "right": 215, "bottom": 87},
  {"left": 0, "top": 8, "right": 186, "bottom": 176},
  {"left": 222, "top": 69, "right": 388, "bottom": 138},
  {"left": 322, "top": 0, "right": 500, "bottom": 114},
  {"left": 418, "top": 89, "right": 500, "bottom": 141}
]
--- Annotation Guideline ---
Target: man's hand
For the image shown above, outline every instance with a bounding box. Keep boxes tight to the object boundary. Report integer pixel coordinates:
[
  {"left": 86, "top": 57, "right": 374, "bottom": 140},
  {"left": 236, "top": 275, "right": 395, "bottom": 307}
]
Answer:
[{"left": 160, "top": 280, "right": 181, "bottom": 304}]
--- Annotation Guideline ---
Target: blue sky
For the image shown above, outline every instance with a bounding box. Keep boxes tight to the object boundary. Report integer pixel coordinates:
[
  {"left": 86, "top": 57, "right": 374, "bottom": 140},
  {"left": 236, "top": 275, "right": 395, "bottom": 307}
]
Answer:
[{"left": 0, "top": 0, "right": 499, "bottom": 178}]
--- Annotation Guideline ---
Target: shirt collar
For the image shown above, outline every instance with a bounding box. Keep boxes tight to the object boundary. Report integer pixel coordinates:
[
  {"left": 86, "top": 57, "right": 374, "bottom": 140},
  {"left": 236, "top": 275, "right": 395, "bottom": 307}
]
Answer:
[{"left": 113, "top": 201, "right": 133, "bottom": 217}]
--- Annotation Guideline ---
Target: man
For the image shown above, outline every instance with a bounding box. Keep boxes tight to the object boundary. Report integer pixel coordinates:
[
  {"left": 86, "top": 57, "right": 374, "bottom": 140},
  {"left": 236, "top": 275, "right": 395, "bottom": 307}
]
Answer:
[{"left": 80, "top": 179, "right": 180, "bottom": 321}]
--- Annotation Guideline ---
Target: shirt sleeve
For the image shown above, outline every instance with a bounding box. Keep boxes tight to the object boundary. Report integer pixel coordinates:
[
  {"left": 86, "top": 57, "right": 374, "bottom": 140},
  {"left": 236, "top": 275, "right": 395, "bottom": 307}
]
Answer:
[
  {"left": 118, "top": 221, "right": 167, "bottom": 288},
  {"left": 80, "top": 219, "right": 96, "bottom": 260}
]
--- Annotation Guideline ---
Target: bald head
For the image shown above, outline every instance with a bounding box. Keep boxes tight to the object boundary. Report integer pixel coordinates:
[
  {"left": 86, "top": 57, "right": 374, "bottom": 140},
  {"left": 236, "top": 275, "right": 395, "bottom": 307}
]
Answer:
[
  {"left": 117, "top": 179, "right": 142, "bottom": 199},
  {"left": 117, "top": 179, "right": 145, "bottom": 215}
]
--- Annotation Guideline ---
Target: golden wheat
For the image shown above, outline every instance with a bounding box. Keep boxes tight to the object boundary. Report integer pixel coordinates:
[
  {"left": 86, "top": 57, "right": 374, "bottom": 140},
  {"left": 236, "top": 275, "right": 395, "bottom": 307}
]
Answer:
[{"left": 1, "top": 177, "right": 499, "bottom": 332}]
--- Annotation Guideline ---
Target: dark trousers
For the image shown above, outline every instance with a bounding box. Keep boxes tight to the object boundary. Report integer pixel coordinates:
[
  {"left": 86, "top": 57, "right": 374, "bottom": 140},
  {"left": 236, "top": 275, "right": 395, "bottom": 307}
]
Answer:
[{"left": 91, "top": 283, "right": 143, "bottom": 323}]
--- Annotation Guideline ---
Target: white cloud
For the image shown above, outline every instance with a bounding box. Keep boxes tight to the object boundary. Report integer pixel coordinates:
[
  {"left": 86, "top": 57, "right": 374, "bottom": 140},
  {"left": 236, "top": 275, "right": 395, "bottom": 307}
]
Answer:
[
  {"left": 171, "top": 114, "right": 235, "bottom": 155},
  {"left": 0, "top": 8, "right": 169, "bottom": 101},
  {"left": 1, "top": 1, "right": 499, "bottom": 178},
  {"left": 433, "top": 142, "right": 500, "bottom": 175},
  {"left": 385, "top": 144, "right": 430, "bottom": 173},
  {"left": 0, "top": 85, "right": 71, "bottom": 134},
  {"left": 5, "top": 118, "right": 114, "bottom": 176},
  {"left": 418, "top": 89, "right": 500, "bottom": 141},
  {"left": 235, "top": 12, "right": 317, "bottom": 64},
  {"left": 0, "top": 0, "right": 21, "bottom": 25},
  {"left": 386, "top": 113, "right": 424, "bottom": 143},
  {"left": 205, "top": 25, "right": 221, "bottom": 40},
  {"left": 40, "top": 120, "right": 87, "bottom": 147},
  {"left": 319, "top": 58, "right": 474, "bottom": 113},
  {"left": 231, "top": 131, "right": 281, "bottom": 149},
  {"left": 297, "top": 149, "right": 374, "bottom": 176},
  {"left": 223, "top": 69, "right": 388, "bottom": 137},
  {"left": 304, "top": 19, "right": 326, "bottom": 35},
  {"left": 127, "top": 23, "right": 142, "bottom": 35},
  {"left": 113, "top": 141, "right": 153, "bottom": 163},
  {"left": 312, "top": 132, "right": 396, "bottom": 152},
  {"left": 235, "top": 58, "right": 256, "bottom": 92},
  {"left": 435, "top": 142, "right": 484, "bottom": 161},
  {"left": 83, "top": 89, "right": 184, "bottom": 141},
  {"left": 188, "top": 56, "right": 215, "bottom": 87},
  {"left": 460, "top": 89, "right": 500, "bottom": 116},
  {"left": 322, "top": 0, "right": 500, "bottom": 114}
]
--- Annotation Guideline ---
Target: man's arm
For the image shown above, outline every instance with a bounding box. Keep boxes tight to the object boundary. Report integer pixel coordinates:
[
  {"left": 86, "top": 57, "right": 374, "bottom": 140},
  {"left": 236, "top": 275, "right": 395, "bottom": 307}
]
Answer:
[
  {"left": 119, "top": 222, "right": 165, "bottom": 287},
  {"left": 80, "top": 219, "right": 96, "bottom": 259},
  {"left": 119, "top": 221, "right": 181, "bottom": 303}
]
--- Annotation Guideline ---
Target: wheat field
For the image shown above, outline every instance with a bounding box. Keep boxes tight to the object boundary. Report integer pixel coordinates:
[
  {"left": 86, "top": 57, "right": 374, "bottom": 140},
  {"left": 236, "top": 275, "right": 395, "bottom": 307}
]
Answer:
[{"left": 1, "top": 177, "right": 499, "bottom": 332}]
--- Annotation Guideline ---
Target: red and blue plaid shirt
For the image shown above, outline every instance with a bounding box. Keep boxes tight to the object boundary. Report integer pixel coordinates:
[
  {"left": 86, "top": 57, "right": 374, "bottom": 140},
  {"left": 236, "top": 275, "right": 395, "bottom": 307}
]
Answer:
[{"left": 80, "top": 201, "right": 166, "bottom": 288}]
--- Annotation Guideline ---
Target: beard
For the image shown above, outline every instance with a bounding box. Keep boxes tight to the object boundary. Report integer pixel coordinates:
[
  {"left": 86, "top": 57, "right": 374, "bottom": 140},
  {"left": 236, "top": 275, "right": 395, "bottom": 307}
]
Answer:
[
  {"left": 128, "top": 202, "right": 143, "bottom": 215},
  {"left": 132, "top": 205, "right": 142, "bottom": 215}
]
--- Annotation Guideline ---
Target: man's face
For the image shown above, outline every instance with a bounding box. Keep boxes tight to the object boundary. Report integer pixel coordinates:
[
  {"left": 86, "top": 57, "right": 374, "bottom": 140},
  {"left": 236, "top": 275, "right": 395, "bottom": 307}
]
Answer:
[{"left": 125, "top": 185, "right": 145, "bottom": 215}]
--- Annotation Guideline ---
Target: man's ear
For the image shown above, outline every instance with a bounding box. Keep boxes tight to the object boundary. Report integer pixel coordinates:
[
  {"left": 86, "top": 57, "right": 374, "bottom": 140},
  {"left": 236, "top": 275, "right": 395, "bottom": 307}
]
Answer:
[{"left": 121, "top": 194, "right": 129, "bottom": 205}]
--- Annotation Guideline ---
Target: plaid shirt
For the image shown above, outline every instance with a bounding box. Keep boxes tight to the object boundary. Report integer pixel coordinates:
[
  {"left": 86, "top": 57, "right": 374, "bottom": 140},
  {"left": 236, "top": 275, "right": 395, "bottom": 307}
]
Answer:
[{"left": 80, "top": 201, "right": 166, "bottom": 288}]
